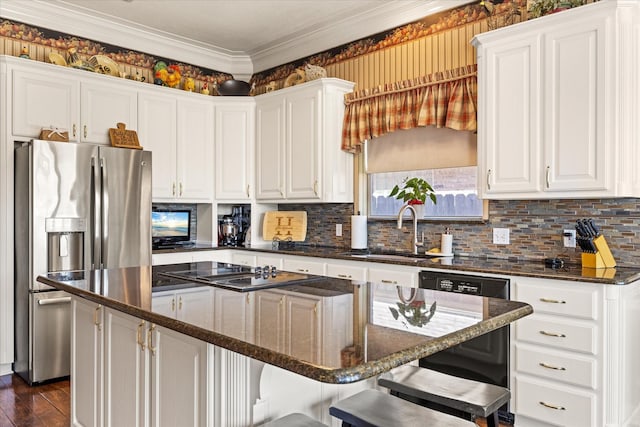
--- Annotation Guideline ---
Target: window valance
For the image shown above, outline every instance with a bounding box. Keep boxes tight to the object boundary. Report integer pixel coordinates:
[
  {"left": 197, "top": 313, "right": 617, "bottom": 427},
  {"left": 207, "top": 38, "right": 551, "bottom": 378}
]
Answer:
[{"left": 341, "top": 65, "right": 477, "bottom": 153}]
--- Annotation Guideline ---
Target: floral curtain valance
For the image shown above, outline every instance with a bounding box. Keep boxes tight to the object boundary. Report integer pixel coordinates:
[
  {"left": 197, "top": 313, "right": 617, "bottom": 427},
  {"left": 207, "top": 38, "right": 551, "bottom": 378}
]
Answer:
[{"left": 341, "top": 65, "right": 478, "bottom": 153}]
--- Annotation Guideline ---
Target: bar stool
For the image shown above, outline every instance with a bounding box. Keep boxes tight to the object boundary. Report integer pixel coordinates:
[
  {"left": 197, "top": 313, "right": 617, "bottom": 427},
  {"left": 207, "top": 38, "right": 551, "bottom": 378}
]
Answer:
[
  {"left": 265, "top": 412, "right": 328, "bottom": 427},
  {"left": 377, "top": 365, "right": 511, "bottom": 427},
  {"left": 329, "top": 389, "right": 476, "bottom": 426}
]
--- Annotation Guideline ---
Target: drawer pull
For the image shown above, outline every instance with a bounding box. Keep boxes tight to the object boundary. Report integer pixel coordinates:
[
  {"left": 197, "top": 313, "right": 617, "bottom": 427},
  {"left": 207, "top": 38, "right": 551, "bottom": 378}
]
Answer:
[
  {"left": 381, "top": 279, "right": 398, "bottom": 284},
  {"left": 540, "top": 298, "right": 566, "bottom": 304},
  {"left": 539, "top": 330, "right": 566, "bottom": 338},
  {"left": 539, "top": 362, "right": 566, "bottom": 371},
  {"left": 539, "top": 401, "right": 566, "bottom": 411},
  {"left": 337, "top": 274, "right": 352, "bottom": 279}
]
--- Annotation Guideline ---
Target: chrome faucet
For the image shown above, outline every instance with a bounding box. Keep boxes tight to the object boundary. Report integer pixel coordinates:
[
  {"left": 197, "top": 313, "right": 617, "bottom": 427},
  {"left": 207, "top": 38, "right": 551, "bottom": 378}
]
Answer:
[{"left": 397, "top": 204, "right": 424, "bottom": 255}]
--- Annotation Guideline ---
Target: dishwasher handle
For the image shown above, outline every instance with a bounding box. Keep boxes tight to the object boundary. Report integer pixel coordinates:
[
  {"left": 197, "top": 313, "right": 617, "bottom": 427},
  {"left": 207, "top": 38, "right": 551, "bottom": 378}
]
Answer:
[{"left": 37, "top": 297, "right": 72, "bottom": 306}]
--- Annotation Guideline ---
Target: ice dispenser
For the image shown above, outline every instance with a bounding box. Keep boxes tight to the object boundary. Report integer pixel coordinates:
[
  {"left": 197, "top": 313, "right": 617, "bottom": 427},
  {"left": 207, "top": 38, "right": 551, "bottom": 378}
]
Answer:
[{"left": 45, "top": 218, "right": 85, "bottom": 272}]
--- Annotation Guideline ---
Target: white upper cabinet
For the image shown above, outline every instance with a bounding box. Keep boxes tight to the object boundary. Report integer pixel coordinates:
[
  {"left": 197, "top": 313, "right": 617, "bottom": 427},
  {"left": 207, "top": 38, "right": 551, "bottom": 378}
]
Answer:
[
  {"left": 138, "top": 90, "right": 213, "bottom": 202},
  {"left": 214, "top": 100, "right": 255, "bottom": 201},
  {"left": 473, "top": 1, "right": 639, "bottom": 199},
  {"left": 256, "top": 96, "right": 286, "bottom": 200},
  {"left": 177, "top": 96, "right": 215, "bottom": 201},
  {"left": 12, "top": 66, "right": 80, "bottom": 140},
  {"left": 80, "top": 81, "right": 137, "bottom": 144},
  {"left": 255, "top": 78, "right": 355, "bottom": 203},
  {"left": 11, "top": 60, "right": 137, "bottom": 144}
]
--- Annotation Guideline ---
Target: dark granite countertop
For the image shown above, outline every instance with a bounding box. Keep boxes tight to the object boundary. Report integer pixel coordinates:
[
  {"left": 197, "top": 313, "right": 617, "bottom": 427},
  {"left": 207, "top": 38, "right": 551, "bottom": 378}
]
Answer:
[
  {"left": 38, "top": 262, "right": 532, "bottom": 384},
  {"left": 152, "top": 243, "right": 216, "bottom": 254},
  {"left": 230, "top": 245, "right": 640, "bottom": 285}
]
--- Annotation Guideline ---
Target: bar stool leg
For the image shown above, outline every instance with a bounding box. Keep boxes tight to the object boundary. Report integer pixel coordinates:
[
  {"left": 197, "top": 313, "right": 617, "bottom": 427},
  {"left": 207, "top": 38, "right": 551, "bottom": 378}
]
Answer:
[{"left": 486, "top": 411, "right": 499, "bottom": 427}]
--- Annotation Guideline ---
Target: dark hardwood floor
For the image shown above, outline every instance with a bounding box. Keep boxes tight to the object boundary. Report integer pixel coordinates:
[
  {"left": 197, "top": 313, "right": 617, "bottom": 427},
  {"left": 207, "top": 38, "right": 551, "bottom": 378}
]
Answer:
[
  {"left": 0, "top": 374, "right": 70, "bottom": 427},
  {"left": 0, "top": 373, "right": 511, "bottom": 426}
]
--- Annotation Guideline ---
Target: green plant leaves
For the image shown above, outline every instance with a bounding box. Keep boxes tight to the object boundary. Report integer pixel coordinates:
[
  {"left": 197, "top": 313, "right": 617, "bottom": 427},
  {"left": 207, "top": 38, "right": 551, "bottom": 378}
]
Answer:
[{"left": 389, "top": 177, "right": 436, "bottom": 205}]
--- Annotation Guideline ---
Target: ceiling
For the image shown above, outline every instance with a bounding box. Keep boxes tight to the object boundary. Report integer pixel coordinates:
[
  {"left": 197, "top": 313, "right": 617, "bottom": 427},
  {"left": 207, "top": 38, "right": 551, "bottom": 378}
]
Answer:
[{"left": 2, "top": 0, "right": 470, "bottom": 76}]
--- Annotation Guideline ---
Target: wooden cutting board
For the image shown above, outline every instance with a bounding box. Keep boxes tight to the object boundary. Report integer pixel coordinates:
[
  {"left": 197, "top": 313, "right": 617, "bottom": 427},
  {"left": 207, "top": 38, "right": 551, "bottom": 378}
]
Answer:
[{"left": 262, "top": 211, "right": 307, "bottom": 242}]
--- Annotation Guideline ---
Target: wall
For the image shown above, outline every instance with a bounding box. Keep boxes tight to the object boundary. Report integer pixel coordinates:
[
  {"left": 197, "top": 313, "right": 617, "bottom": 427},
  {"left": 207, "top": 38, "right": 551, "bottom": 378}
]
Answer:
[{"left": 285, "top": 199, "right": 640, "bottom": 268}]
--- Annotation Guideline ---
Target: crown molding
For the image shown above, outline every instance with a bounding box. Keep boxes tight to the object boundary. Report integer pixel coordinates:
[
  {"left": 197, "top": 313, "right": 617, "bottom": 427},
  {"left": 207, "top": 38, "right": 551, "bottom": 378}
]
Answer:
[
  {"left": 250, "top": 0, "right": 471, "bottom": 73},
  {"left": 0, "top": 0, "right": 253, "bottom": 76},
  {"left": 1, "top": 0, "right": 470, "bottom": 77}
]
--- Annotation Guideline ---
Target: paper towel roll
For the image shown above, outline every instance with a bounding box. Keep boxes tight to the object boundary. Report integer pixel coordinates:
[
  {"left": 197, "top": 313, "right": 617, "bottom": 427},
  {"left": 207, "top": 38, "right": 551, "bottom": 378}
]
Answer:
[
  {"left": 440, "top": 233, "right": 453, "bottom": 255},
  {"left": 351, "top": 215, "right": 368, "bottom": 249}
]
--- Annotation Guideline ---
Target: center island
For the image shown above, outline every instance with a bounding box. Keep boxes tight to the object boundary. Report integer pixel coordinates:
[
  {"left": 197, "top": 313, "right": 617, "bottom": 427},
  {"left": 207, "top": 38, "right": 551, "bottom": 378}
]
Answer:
[{"left": 38, "top": 261, "right": 532, "bottom": 426}]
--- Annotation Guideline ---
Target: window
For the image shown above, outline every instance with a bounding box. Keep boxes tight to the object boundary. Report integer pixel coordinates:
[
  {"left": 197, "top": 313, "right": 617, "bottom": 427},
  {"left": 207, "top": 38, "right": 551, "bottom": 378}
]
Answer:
[
  {"left": 364, "top": 126, "right": 485, "bottom": 220},
  {"left": 369, "top": 167, "right": 483, "bottom": 219}
]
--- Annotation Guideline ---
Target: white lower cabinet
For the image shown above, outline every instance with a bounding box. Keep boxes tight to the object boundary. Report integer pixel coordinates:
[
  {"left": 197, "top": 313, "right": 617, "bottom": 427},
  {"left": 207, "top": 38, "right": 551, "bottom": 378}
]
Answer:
[
  {"left": 509, "top": 277, "right": 640, "bottom": 427},
  {"left": 151, "top": 250, "right": 228, "bottom": 266},
  {"left": 71, "top": 298, "right": 103, "bottom": 427},
  {"left": 152, "top": 287, "right": 214, "bottom": 329},
  {"left": 325, "top": 261, "right": 367, "bottom": 281},
  {"left": 254, "top": 289, "right": 352, "bottom": 366},
  {"left": 367, "top": 264, "right": 418, "bottom": 287},
  {"left": 72, "top": 297, "right": 209, "bottom": 427},
  {"left": 282, "top": 257, "right": 326, "bottom": 275}
]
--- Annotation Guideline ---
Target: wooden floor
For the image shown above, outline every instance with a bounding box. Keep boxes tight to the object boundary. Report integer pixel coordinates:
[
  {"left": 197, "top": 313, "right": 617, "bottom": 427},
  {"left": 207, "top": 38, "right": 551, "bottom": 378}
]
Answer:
[
  {"left": 0, "top": 373, "right": 511, "bottom": 426},
  {"left": 0, "top": 374, "right": 70, "bottom": 427}
]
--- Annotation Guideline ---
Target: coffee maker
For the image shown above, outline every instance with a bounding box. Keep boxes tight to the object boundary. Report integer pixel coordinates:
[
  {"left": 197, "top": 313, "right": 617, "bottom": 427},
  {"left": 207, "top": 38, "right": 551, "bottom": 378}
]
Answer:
[
  {"left": 219, "top": 205, "right": 250, "bottom": 247},
  {"left": 219, "top": 215, "right": 239, "bottom": 246}
]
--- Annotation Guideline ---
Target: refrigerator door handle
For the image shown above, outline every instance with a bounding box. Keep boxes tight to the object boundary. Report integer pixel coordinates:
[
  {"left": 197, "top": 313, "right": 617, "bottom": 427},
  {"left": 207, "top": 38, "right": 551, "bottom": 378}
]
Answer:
[
  {"left": 37, "top": 297, "right": 72, "bottom": 306},
  {"left": 99, "top": 157, "right": 106, "bottom": 269},
  {"left": 89, "top": 157, "right": 100, "bottom": 270}
]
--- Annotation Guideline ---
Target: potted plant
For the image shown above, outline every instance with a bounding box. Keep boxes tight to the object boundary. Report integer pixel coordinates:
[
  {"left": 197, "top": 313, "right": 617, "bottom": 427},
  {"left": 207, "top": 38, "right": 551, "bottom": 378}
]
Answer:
[{"left": 389, "top": 177, "right": 436, "bottom": 218}]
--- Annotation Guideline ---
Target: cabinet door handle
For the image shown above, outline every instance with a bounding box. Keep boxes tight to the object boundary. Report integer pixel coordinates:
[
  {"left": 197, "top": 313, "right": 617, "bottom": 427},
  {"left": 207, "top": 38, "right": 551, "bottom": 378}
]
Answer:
[
  {"left": 546, "top": 166, "right": 551, "bottom": 188},
  {"left": 279, "top": 188, "right": 284, "bottom": 197},
  {"left": 246, "top": 185, "right": 250, "bottom": 198},
  {"left": 178, "top": 296, "right": 183, "bottom": 310},
  {"left": 137, "top": 321, "right": 146, "bottom": 351},
  {"left": 179, "top": 183, "right": 183, "bottom": 196},
  {"left": 487, "top": 169, "right": 492, "bottom": 190},
  {"left": 246, "top": 294, "right": 250, "bottom": 304},
  {"left": 172, "top": 183, "right": 176, "bottom": 196},
  {"left": 147, "top": 324, "right": 156, "bottom": 356},
  {"left": 83, "top": 125, "right": 87, "bottom": 139},
  {"left": 539, "top": 362, "right": 566, "bottom": 371},
  {"left": 314, "top": 303, "right": 318, "bottom": 315},
  {"left": 338, "top": 274, "right": 352, "bottom": 279},
  {"left": 280, "top": 297, "right": 284, "bottom": 305},
  {"left": 313, "top": 180, "right": 318, "bottom": 196},
  {"left": 539, "top": 330, "right": 566, "bottom": 338},
  {"left": 72, "top": 124, "right": 77, "bottom": 138},
  {"left": 540, "top": 298, "right": 566, "bottom": 304},
  {"left": 381, "top": 279, "right": 398, "bottom": 284},
  {"left": 539, "top": 401, "right": 566, "bottom": 411},
  {"left": 171, "top": 298, "right": 176, "bottom": 312},
  {"left": 94, "top": 305, "right": 102, "bottom": 331}
]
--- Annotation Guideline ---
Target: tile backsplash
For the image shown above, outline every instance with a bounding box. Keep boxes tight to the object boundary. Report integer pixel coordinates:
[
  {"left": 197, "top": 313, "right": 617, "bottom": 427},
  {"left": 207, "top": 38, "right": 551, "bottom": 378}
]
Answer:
[{"left": 283, "top": 199, "right": 640, "bottom": 267}]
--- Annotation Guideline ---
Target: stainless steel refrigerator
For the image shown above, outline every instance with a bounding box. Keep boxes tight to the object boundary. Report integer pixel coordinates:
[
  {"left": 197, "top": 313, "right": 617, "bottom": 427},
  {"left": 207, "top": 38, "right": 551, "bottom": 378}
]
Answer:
[{"left": 14, "top": 139, "right": 152, "bottom": 384}]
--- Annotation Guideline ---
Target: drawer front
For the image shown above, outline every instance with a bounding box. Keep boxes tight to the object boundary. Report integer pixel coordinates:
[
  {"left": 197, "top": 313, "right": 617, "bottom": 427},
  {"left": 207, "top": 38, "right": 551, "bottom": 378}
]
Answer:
[
  {"left": 515, "top": 343, "right": 597, "bottom": 389},
  {"left": 256, "top": 254, "right": 284, "bottom": 270},
  {"left": 326, "top": 263, "right": 367, "bottom": 281},
  {"left": 283, "top": 258, "right": 326, "bottom": 275},
  {"left": 516, "top": 315, "right": 597, "bottom": 355},
  {"left": 231, "top": 252, "right": 257, "bottom": 267},
  {"left": 368, "top": 268, "right": 417, "bottom": 288},
  {"left": 515, "top": 279, "right": 599, "bottom": 320},
  {"left": 514, "top": 376, "right": 596, "bottom": 427}
]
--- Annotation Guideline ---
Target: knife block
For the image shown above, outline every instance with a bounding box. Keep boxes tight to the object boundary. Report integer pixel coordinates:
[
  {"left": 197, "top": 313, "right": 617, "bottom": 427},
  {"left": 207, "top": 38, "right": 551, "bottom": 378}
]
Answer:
[{"left": 581, "top": 235, "right": 616, "bottom": 268}]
